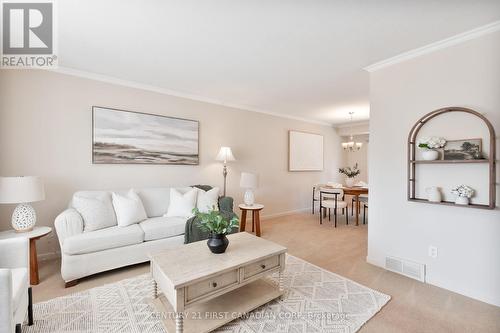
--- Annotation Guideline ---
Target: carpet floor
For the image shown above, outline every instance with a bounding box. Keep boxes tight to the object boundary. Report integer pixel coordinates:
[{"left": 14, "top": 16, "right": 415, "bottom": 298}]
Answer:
[{"left": 24, "top": 255, "right": 390, "bottom": 333}]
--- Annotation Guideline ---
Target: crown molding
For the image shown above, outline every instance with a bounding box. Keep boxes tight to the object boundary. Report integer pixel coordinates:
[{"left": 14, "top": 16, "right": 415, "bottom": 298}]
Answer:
[
  {"left": 46, "top": 67, "right": 333, "bottom": 127},
  {"left": 364, "top": 20, "right": 500, "bottom": 72},
  {"left": 334, "top": 120, "right": 370, "bottom": 129}
]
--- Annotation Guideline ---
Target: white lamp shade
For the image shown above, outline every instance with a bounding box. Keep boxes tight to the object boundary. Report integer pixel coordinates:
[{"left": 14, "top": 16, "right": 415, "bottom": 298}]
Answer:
[
  {"left": 0, "top": 176, "right": 45, "bottom": 204},
  {"left": 215, "top": 147, "right": 235, "bottom": 162},
  {"left": 240, "top": 172, "right": 259, "bottom": 189}
]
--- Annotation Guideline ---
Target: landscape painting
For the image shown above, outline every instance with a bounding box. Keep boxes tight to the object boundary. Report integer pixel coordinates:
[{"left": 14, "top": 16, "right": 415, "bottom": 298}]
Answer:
[
  {"left": 443, "top": 138, "right": 482, "bottom": 160},
  {"left": 92, "top": 107, "right": 199, "bottom": 165}
]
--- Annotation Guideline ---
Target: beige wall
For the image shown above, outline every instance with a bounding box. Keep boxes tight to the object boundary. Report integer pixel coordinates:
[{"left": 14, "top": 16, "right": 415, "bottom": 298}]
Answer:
[
  {"left": 368, "top": 31, "right": 500, "bottom": 306},
  {"left": 0, "top": 70, "right": 344, "bottom": 258}
]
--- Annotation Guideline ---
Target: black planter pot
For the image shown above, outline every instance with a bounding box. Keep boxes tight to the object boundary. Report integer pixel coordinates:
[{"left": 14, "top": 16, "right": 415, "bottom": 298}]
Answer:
[{"left": 207, "top": 233, "right": 229, "bottom": 254}]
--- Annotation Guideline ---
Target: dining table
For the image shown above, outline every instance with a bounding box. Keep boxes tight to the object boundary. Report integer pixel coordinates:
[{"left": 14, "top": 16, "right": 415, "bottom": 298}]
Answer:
[{"left": 326, "top": 185, "right": 368, "bottom": 226}]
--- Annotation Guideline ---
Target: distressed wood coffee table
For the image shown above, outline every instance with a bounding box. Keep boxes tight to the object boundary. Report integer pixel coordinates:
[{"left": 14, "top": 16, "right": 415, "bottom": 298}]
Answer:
[{"left": 150, "top": 232, "right": 287, "bottom": 333}]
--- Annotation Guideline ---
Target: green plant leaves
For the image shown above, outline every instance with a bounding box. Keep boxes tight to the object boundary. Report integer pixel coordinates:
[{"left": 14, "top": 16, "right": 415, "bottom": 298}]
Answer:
[{"left": 192, "top": 207, "right": 239, "bottom": 235}]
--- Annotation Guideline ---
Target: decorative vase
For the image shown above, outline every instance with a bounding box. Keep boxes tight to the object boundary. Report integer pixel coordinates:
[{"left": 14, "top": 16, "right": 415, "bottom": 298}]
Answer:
[
  {"left": 455, "top": 196, "right": 469, "bottom": 205},
  {"left": 345, "top": 178, "right": 355, "bottom": 187},
  {"left": 207, "top": 233, "right": 229, "bottom": 254},
  {"left": 425, "top": 187, "right": 441, "bottom": 202},
  {"left": 422, "top": 149, "right": 439, "bottom": 161},
  {"left": 12, "top": 203, "right": 36, "bottom": 232}
]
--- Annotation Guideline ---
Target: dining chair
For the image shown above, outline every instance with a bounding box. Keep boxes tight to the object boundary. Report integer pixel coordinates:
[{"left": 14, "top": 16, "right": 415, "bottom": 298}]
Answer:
[
  {"left": 319, "top": 188, "right": 348, "bottom": 227},
  {"left": 311, "top": 184, "right": 327, "bottom": 214},
  {"left": 351, "top": 194, "right": 368, "bottom": 216},
  {"left": 363, "top": 201, "right": 368, "bottom": 224}
]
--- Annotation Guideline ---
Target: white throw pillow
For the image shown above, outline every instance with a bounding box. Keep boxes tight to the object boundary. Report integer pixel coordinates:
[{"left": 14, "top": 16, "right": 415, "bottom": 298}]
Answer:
[
  {"left": 112, "top": 189, "right": 148, "bottom": 227},
  {"left": 196, "top": 187, "right": 220, "bottom": 213},
  {"left": 72, "top": 193, "right": 117, "bottom": 232},
  {"left": 165, "top": 188, "right": 198, "bottom": 218}
]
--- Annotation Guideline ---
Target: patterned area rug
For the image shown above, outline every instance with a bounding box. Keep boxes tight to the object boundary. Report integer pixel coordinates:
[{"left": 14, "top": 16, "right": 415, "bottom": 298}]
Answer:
[{"left": 24, "top": 255, "right": 390, "bottom": 333}]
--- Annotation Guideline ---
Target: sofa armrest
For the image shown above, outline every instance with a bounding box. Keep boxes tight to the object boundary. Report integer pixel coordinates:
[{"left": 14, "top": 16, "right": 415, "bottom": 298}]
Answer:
[
  {"left": 54, "top": 208, "right": 84, "bottom": 248},
  {"left": 0, "top": 269, "right": 13, "bottom": 333},
  {"left": 0, "top": 238, "right": 29, "bottom": 270}
]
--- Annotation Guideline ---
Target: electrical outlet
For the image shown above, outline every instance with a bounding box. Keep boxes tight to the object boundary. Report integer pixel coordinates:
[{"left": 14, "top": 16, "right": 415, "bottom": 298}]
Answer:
[{"left": 428, "top": 246, "right": 438, "bottom": 258}]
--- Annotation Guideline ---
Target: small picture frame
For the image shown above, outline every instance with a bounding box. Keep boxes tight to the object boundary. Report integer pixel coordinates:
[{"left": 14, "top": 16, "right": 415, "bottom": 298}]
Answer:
[{"left": 443, "top": 138, "right": 483, "bottom": 160}]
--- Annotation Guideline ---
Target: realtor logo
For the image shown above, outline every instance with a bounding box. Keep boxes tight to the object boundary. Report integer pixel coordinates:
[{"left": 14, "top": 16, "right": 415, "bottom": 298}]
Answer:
[{"left": 1, "top": 0, "right": 57, "bottom": 68}]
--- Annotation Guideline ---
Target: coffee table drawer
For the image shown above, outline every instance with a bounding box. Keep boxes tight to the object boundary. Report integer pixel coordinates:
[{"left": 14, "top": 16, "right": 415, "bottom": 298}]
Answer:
[
  {"left": 243, "top": 255, "right": 280, "bottom": 280},
  {"left": 186, "top": 269, "right": 239, "bottom": 303}
]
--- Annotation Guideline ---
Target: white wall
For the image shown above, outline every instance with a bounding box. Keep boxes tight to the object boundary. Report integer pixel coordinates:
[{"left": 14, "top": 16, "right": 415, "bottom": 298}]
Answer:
[
  {"left": 368, "top": 31, "right": 500, "bottom": 306},
  {"left": 342, "top": 134, "right": 369, "bottom": 183},
  {"left": 0, "top": 70, "right": 344, "bottom": 258}
]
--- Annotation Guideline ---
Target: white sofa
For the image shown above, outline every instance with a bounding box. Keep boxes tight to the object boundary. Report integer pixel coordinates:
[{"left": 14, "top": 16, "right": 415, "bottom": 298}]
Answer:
[
  {"left": 55, "top": 187, "right": 194, "bottom": 286},
  {"left": 0, "top": 238, "right": 33, "bottom": 333}
]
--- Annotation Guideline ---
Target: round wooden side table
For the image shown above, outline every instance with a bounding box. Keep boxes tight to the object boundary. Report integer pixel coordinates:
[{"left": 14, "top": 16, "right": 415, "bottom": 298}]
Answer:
[
  {"left": 239, "top": 204, "right": 264, "bottom": 237},
  {"left": 0, "top": 226, "right": 52, "bottom": 285}
]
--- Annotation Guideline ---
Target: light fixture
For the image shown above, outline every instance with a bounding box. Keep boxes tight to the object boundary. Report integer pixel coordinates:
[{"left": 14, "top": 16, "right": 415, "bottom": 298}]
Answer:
[
  {"left": 342, "top": 112, "right": 363, "bottom": 152},
  {"left": 0, "top": 176, "right": 45, "bottom": 232},
  {"left": 215, "top": 147, "right": 236, "bottom": 197},
  {"left": 240, "top": 172, "right": 259, "bottom": 206}
]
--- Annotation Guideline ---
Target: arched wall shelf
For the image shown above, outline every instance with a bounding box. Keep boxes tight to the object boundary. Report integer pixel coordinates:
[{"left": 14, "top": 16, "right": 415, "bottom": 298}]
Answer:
[{"left": 407, "top": 107, "right": 496, "bottom": 209}]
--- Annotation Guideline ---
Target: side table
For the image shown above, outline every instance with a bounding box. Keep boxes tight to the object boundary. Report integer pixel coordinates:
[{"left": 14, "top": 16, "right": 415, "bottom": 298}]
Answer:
[
  {"left": 0, "top": 226, "right": 52, "bottom": 285},
  {"left": 239, "top": 204, "right": 264, "bottom": 237}
]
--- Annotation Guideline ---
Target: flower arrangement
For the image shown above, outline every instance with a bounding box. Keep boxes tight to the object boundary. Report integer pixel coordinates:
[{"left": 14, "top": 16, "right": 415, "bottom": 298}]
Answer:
[
  {"left": 339, "top": 163, "right": 360, "bottom": 178},
  {"left": 451, "top": 185, "right": 474, "bottom": 198},
  {"left": 418, "top": 137, "right": 446, "bottom": 150},
  {"left": 192, "top": 207, "right": 239, "bottom": 235}
]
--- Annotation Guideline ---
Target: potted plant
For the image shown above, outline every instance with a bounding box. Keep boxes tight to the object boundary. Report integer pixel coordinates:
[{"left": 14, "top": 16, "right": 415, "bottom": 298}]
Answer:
[
  {"left": 418, "top": 137, "right": 446, "bottom": 160},
  {"left": 193, "top": 207, "right": 239, "bottom": 254},
  {"left": 451, "top": 185, "right": 474, "bottom": 205},
  {"left": 339, "top": 163, "right": 360, "bottom": 187}
]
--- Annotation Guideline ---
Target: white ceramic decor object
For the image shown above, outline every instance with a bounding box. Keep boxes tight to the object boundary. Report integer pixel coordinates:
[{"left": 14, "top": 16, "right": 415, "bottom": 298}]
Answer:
[
  {"left": 345, "top": 178, "right": 355, "bottom": 187},
  {"left": 455, "top": 196, "right": 469, "bottom": 205},
  {"left": 426, "top": 187, "right": 441, "bottom": 202},
  {"left": 422, "top": 149, "right": 439, "bottom": 161}
]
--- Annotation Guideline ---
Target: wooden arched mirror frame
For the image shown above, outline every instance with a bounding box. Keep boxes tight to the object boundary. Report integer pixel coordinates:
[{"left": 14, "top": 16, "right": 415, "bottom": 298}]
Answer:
[{"left": 407, "top": 107, "right": 496, "bottom": 209}]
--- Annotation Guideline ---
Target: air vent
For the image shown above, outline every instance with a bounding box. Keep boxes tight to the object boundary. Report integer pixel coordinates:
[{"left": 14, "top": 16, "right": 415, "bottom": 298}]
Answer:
[{"left": 385, "top": 256, "right": 425, "bottom": 282}]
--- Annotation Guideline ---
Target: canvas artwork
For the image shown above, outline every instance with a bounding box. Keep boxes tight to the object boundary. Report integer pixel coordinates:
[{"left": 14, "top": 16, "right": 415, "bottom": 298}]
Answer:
[
  {"left": 92, "top": 107, "right": 199, "bottom": 165},
  {"left": 288, "top": 130, "right": 324, "bottom": 171},
  {"left": 443, "top": 138, "right": 482, "bottom": 160}
]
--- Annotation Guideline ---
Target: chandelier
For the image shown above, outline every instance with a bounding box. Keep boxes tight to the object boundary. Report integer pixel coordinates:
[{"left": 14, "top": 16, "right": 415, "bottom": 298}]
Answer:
[{"left": 342, "top": 112, "right": 363, "bottom": 152}]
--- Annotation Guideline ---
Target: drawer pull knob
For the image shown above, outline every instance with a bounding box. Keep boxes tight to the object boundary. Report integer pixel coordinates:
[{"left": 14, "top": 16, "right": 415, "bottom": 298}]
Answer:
[
  {"left": 212, "top": 282, "right": 217, "bottom": 288},
  {"left": 261, "top": 264, "right": 266, "bottom": 269}
]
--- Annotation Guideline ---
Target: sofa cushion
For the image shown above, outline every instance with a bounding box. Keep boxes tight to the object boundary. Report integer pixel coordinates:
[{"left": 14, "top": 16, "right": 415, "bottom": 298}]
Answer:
[
  {"left": 196, "top": 187, "right": 220, "bottom": 213},
  {"left": 135, "top": 187, "right": 192, "bottom": 217},
  {"left": 112, "top": 189, "right": 147, "bottom": 227},
  {"left": 11, "top": 268, "right": 28, "bottom": 311},
  {"left": 139, "top": 217, "right": 187, "bottom": 241},
  {"left": 165, "top": 188, "right": 198, "bottom": 218},
  {"left": 72, "top": 191, "right": 117, "bottom": 232},
  {"left": 63, "top": 225, "right": 144, "bottom": 255}
]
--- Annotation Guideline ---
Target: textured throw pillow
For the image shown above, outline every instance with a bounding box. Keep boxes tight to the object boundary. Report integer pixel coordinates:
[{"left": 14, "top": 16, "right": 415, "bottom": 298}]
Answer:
[
  {"left": 196, "top": 187, "right": 220, "bottom": 213},
  {"left": 112, "top": 189, "right": 148, "bottom": 227},
  {"left": 72, "top": 193, "right": 117, "bottom": 232},
  {"left": 165, "top": 188, "right": 198, "bottom": 218}
]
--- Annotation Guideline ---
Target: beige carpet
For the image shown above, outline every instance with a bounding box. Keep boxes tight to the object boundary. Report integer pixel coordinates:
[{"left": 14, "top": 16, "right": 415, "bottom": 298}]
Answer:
[{"left": 24, "top": 255, "right": 389, "bottom": 333}]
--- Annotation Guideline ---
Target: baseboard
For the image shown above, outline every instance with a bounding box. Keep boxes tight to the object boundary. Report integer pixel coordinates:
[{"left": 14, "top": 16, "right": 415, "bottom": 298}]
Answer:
[{"left": 260, "top": 207, "right": 311, "bottom": 220}]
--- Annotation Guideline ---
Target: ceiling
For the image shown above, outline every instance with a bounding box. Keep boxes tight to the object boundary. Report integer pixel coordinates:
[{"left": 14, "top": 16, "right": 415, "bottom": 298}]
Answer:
[{"left": 57, "top": 1, "right": 500, "bottom": 125}]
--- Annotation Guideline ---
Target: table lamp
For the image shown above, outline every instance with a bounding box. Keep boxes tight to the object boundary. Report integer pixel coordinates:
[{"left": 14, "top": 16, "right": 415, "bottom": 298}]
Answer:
[
  {"left": 240, "top": 172, "right": 259, "bottom": 206},
  {"left": 215, "top": 147, "right": 235, "bottom": 197},
  {"left": 0, "top": 176, "right": 45, "bottom": 232}
]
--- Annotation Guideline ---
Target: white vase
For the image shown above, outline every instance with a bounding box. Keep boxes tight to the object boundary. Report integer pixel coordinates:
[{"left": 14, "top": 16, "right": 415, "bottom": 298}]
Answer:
[
  {"left": 425, "top": 187, "right": 441, "bottom": 202},
  {"left": 422, "top": 149, "right": 439, "bottom": 161},
  {"left": 455, "top": 196, "right": 469, "bottom": 205},
  {"left": 345, "top": 178, "right": 355, "bottom": 187}
]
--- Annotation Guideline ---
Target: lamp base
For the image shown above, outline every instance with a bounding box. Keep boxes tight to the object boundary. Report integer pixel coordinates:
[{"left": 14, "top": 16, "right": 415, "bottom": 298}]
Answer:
[
  {"left": 243, "top": 189, "right": 255, "bottom": 206},
  {"left": 12, "top": 203, "right": 37, "bottom": 232}
]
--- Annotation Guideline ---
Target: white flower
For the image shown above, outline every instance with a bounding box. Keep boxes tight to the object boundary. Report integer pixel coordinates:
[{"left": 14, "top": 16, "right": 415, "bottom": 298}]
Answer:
[
  {"left": 451, "top": 185, "right": 474, "bottom": 198},
  {"left": 418, "top": 136, "right": 447, "bottom": 149}
]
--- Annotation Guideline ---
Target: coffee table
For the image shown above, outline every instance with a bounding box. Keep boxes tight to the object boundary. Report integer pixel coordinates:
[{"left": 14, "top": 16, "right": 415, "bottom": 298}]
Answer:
[{"left": 150, "top": 232, "right": 287, "bottom": 333}]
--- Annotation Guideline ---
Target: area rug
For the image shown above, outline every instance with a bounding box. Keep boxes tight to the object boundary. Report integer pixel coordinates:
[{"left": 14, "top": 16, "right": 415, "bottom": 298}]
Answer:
[{"left": 24, "top": 255, "right": 390, "bottom": 333}]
